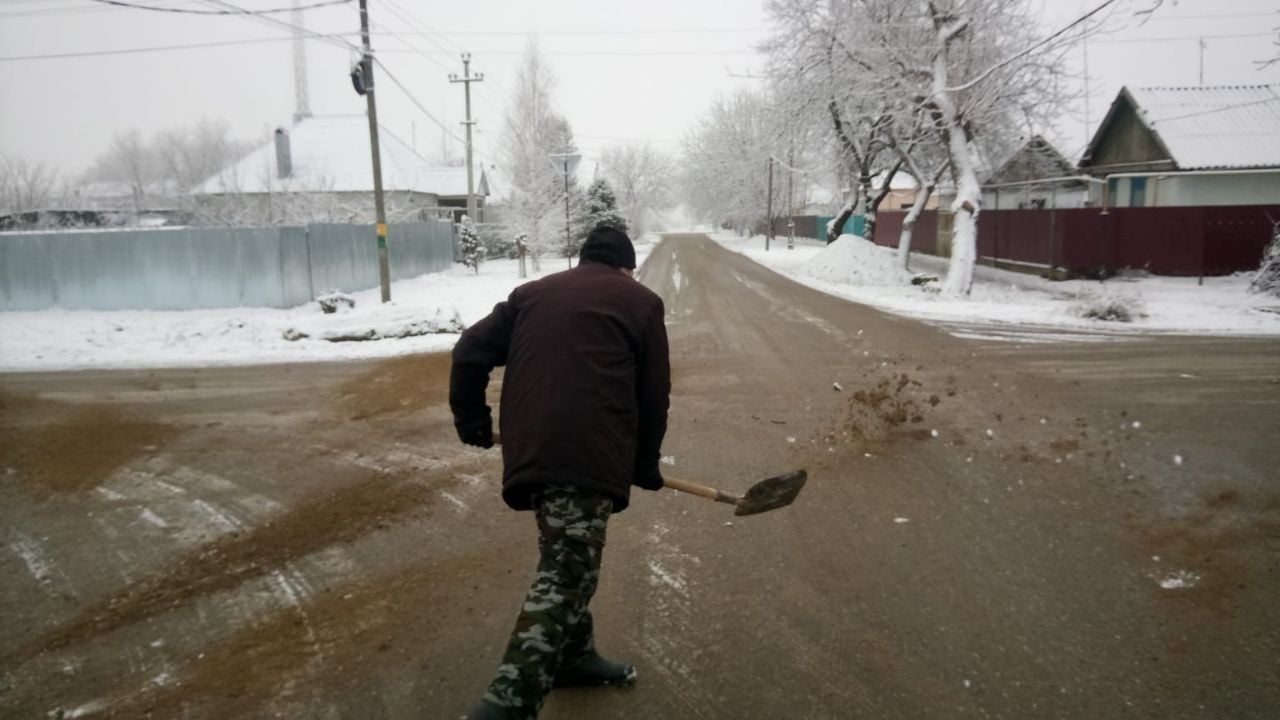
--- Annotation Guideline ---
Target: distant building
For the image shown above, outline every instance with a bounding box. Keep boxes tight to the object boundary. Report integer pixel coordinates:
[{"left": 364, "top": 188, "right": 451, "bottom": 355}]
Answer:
[
  {"left": 193, "top": 115, "right": 488, "bottom": 225},
  {"left": 982, "top": 135, "right": 1090, "bottom": 209},
  {"left": 1079, "top": 84, "right": 1280, "bottom": 207},
  {"left": 0, "top": 180, "right": 190, "bottom": 231}
]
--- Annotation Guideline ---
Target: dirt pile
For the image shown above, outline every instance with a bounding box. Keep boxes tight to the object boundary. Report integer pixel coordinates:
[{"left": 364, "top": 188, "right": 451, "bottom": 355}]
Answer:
[
  {"left": 337, "top": 352, "right": 454, "bottom": 421},
  {"left": 0, "top": 391, "right": 184, "bottom": 495}
]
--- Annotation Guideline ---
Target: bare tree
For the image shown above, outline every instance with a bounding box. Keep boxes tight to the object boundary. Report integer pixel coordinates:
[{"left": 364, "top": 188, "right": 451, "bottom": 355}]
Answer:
[
  {"left": 499, "top": 39, "right": 578, "bottom": 270},
  {"left": 84, "top": 130, "right": 156, "bottom": 213},
  {"left": 681, "top": 90, "right": 781, "bottom": 234},
  {"left": 763, "top": 0, "right": 1092, "bottom": 293},
  {"left": 885, "top": 110, "right": 949, "bottom": 270},
  {"left": 764, "top": 0, "right": 909, "bottom": 242},
  {"left": 154, "top": 118, "right": 252, "bottom": 195},
  {"left": 0, "top": 155, "right": 61, "bottom": 215},
  {"left": 83, "top": 119, "right": 251, "bottom": 219},
  {"left": 599, "top": 142, "right": 676, "bottom": 238}
]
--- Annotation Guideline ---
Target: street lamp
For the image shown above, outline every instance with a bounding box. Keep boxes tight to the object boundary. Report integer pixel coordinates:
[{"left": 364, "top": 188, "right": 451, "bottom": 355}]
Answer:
[{"left": 548, "top": 152, "right": 580, "bottom": 269}]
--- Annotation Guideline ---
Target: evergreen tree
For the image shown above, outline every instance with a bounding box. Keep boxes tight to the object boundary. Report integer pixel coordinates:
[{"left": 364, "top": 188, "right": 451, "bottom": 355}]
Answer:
[
  {"left": 582, "top": 178, "right": 628, "bottom": 237},
  {"left": 459, "top": 214, "right": 483, "bottom": 274},
  {"left": 1250, "top": 221, "right": 1280, "bottom": 298}
]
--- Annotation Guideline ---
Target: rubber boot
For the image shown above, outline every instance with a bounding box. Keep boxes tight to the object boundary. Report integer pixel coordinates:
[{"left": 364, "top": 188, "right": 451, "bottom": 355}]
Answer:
[{"left": 552, "top": 651, "right": 638, "bottom": 688}]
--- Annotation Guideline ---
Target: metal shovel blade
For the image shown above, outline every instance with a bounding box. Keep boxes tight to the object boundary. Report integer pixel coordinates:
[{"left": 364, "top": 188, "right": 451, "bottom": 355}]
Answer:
[{"left": 735, "top": 469, "right": 808, "bottom": 516}]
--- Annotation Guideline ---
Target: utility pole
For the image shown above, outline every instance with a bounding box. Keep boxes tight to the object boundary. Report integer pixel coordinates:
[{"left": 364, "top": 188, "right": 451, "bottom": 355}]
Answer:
[
  {"left": 786, "top": 143, "right": 795, "bottom": 250},
  {"left": 1199, "top": 37, "right": 1206, "bottom": 85},
  {"left": 765, "top": 156, "right": 774, "bottom": 251},
  {"left": 358, "top": 0, "right": 391, "bottom": 303},
  {"left": 548, "top": 153, "right": 580, "bottom": 269},
  {"left": 449, "top": 53, "right": 484, "bottom": 222},
  {"left": 561, "top": 164, "right": 571, "bottom": 268}
]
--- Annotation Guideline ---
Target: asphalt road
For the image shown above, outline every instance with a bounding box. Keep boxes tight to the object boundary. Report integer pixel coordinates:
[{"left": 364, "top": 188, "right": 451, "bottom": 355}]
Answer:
[{"left": 2, "top": 234, "right": 1277, "bottom": 719}]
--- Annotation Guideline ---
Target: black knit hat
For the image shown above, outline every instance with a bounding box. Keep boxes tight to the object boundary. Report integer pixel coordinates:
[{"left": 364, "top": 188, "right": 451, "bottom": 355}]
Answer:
[{"left": 579, "top": 226, "right": 636, "bottom": 269}]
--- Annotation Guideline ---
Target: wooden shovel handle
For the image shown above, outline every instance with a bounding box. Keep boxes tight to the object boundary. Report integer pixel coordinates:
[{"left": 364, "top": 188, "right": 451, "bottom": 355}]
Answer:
[
  {"left": 663, "top": 476, "right": 742, "bottom": 507},
  {"left": 492, "top": 433, "right": 740, "bottom": 507}
]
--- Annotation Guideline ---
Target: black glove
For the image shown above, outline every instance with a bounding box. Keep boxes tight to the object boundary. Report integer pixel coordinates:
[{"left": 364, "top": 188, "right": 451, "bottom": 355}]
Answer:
[
  {"left": 634, "top": 465, "right": 664, "bottom": 491},
  {"left": 455, "top": 418, "right": 493, "bottom": 449}
]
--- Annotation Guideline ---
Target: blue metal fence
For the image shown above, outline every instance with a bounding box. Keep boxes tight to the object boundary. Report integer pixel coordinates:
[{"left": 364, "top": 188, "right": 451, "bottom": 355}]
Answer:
[{"left": 0, "top": 221, "right": 456, "bottom": 311}]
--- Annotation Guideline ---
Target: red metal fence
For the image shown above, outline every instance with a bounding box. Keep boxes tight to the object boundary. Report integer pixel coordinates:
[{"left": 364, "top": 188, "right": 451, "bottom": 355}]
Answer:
[{"left": 872, "top": 204, "right": 1279, "bottom": 277}]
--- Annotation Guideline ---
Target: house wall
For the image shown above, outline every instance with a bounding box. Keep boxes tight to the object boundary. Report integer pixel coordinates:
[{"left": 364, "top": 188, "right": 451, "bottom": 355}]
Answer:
[
  {"left": 1086, "top": 172, "right": 1280, "bottom": 208},
  {"left": 1086, "top": 98, "right": 1176, "bottom": 174},
  {"left": 1153, "top": 173, "right": 1280, "bottom": 206},
  {"left": 982, "top": 187, "right": 1090, "bottom": 210},
  {"left": 0, "top": 221, "right": 455, "bottom": 311}
]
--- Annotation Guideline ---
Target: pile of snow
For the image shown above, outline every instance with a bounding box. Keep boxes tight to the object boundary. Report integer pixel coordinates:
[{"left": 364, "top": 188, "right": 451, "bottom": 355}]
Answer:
[
  {"left": 795, "top": 234, "right": 916, "bottom": 286},
  {"left": 711, "top": 232, "right": 1280, "bottom": 337}
]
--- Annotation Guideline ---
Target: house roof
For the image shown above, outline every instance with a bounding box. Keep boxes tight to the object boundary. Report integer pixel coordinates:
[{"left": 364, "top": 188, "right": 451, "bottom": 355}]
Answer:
[
  {"left": 195, "top": 115, "right": 486, "bottom": 197},
  {"left": 986, "top": 135, "right": 1080, "bottom": 184},
  {"left": 1084, "top": 84, "right": 1280, "bottom": 171}
]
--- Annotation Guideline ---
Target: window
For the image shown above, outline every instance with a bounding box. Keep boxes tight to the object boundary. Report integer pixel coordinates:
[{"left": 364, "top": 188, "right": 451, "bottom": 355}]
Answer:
[{"left": 1130, "top": 177, "right": 1147, "bottom": 207}]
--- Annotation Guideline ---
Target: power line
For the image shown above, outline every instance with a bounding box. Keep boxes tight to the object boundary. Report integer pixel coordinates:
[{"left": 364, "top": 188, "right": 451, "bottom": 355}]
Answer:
[
  {"left": 1090, "top": 31, "right": 1277, "bottom": 44},
  {"left": 194, "top": 0, "right": 360, "bottom": 53},
  {"left": 0, "top": 34, "right": 327, "bottom": 61},
  {"left": 372, "top": 0, "right": 514, "bottom": 147},
  {"left": 1150, "top": 94, "right": 1280, "bottom": 123},
  {"left": 85, "top": 0, "right": 350, "bottom": 15},
  {"left": 0, "top": 0, "right": 169, "bottom": 19},
  {"left": 386, "top": 26, "right": 770, "bottom": 37},
  {"left": 372, "top": 57, "right": 466, "bottom": 145},
  {"left": 377, "top": 47, "right": 761, "bottom": 57}
]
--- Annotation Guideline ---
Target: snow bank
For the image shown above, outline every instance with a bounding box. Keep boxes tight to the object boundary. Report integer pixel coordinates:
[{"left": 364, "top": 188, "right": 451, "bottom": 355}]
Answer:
[
  {"left": 710, "top": 231, "right": 1280, "bottom": 338},
  {"left": 794, "top": 234, "right": 915, "bottom": 286},
  {"left": 0, "top": 234, "right": 662, "bottom": 372}
]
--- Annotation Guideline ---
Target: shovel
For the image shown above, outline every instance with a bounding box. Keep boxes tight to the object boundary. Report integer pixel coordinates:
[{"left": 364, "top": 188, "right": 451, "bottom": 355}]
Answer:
[
  {"left": 663, "top": 470, "right": 808, "bottom": 517},
  {"left": 492, "top": 433, "right": 807, "bottom": 516}
]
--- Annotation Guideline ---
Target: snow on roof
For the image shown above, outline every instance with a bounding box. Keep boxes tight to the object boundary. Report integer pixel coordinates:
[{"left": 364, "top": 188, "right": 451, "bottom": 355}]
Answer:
[
  {"left": 869, "top": 170, "right": 922, "bottom": 191},
  {"left": 986, "top": 135, "right": 1079, "bottom": 184},
  {"left": 195, "top": 115, "right": 484, "bottom": 197},
  {"left": 1126, "top": 85, "right": 1280, "bottom": 170}
]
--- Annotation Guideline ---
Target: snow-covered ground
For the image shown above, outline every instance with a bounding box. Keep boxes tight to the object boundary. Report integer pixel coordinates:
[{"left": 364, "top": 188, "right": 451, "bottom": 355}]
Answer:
[
  {"left": 4, "top": 230, "right": 1278, "bottom": 373},
  {"left": 0, "top": 237, "right": 659, "bottom": 372},
  {"left": 712, "top": 232, "right": 1280, "bottom": 340}
]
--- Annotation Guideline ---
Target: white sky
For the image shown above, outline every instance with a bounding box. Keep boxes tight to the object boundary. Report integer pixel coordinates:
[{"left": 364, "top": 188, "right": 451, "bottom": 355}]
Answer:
[{"left": 1, "top": 0, "right": 1279, "bottom": 181}]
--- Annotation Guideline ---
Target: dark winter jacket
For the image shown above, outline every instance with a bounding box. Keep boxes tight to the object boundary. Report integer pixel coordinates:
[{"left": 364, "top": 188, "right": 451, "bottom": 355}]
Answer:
[{"left": 449, "top": 261, "right": 671, "bottom": 512}]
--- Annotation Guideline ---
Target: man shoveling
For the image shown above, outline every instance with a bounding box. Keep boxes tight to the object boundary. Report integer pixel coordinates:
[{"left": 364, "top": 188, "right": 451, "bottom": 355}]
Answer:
[{"left": 450, "top": 226, "right": 671, "bottom": 719}]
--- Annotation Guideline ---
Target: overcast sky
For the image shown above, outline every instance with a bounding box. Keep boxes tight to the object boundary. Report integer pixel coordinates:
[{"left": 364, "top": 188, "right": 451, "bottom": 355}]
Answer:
[{"left": 2, "top": 0, "right": 1278, "bottom": 181}]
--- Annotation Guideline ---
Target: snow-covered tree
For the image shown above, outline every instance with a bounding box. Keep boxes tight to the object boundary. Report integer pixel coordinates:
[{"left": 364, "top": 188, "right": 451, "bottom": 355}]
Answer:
[
  {"left": 763, "top": 0, "right": 906, "bottom": 243},
  {"left": 581, "top": 178, "right": 628, "bottom": 236},
  {"left": 153, "top": 118, "right": 252, "bottom": 195},
  {"left": 762, "top": 0, "right": 1091, "bottom": 294},
  {"left": 682, "top": 90, "right": 781, "bottom": 234},
  {"left": 84, "top": 119, "right": 251, "bottom": 219},
  {"left": 0, "top": 154, "right": 61, "bottom": 215},
  {"left": 459, "top": 214, "right": 482, "bottom": 274},
  {"left": 599, "top": 142, "right": 675, "bottom": 238},
  {"left": 499, "top": 40, "right": 578, "bottom": 271},
  {"left": 1250, "top": 221, "right": 1280, "bottom": 298}
]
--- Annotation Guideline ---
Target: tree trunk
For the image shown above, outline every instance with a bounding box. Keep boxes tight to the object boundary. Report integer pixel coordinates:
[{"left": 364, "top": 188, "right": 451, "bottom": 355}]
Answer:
[
  {"left": 897, "top": 182, "right": 935, "bottom": 271},
  {"left": 829, "top": 201, "right": 854, "bottom": 241},
  {"left": 941, "top": 123, "right": 980, "bottom": 296},
  {"left": 867, "top": 161, "right": 903, "bottom": 244},
  {"left": 932, "top": 40, "right": 980, "bottom": 296}
]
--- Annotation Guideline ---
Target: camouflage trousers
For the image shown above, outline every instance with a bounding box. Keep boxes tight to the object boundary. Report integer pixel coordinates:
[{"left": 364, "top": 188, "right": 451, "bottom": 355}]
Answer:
[{"left": 483, "top": 484, "right": 612, "bottom": 718}]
